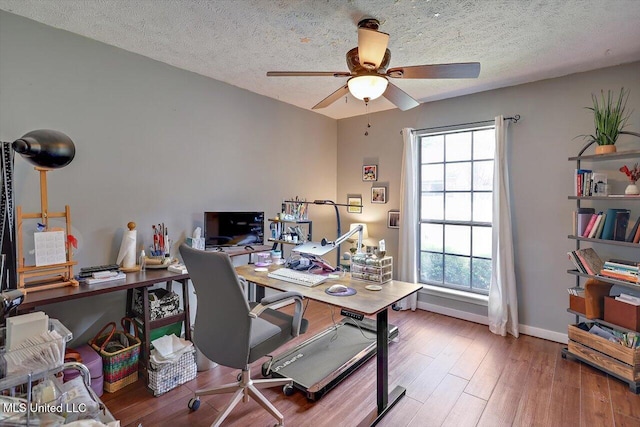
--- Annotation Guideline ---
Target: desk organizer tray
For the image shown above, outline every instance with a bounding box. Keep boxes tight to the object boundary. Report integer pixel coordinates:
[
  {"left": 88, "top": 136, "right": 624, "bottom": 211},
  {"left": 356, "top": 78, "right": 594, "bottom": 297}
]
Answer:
[
  {"left": 350, "top": 255, "right": 393, "bottom": 284},
  {"left": 0, "top": 318, "right": 72, "bottom": 380},
  {"left": 148, "top": 348, "right": 196, "bottom": 396}
]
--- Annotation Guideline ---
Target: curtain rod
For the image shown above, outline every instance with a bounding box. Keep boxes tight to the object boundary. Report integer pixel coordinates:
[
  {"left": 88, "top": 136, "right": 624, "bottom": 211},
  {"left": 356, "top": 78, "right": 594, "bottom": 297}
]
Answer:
[{"left": 409, "top": 115, "right": 521, "bottom": 134}]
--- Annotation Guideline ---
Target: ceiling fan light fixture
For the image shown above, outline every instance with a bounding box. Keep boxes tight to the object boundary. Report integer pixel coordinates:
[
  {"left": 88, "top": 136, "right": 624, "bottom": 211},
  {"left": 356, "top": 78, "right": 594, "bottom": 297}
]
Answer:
[{"left": 347, "top": 75, "right": 388, "bottom": 101}]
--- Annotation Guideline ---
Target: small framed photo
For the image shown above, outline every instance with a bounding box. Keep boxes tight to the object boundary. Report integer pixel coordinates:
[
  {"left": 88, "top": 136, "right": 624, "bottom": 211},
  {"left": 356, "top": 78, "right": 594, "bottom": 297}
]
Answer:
[
  {"left": 347, "top": 195, "right": 362, "bottom": 214},
  {"left": 371, "top": 186, "right": 387, "bottom": 204},
  {"left": 363, "top": 165, "right": 377, "bottom": 181},
  {"left": 388, "top": 211, "right": 400, "bottom": 228}
]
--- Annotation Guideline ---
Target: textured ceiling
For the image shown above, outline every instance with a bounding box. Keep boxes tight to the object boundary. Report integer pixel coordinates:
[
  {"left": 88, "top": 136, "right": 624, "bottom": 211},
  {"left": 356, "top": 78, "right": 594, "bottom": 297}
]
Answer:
[{"left": 1, "top": 0, "right": 640, "bottom": 120}]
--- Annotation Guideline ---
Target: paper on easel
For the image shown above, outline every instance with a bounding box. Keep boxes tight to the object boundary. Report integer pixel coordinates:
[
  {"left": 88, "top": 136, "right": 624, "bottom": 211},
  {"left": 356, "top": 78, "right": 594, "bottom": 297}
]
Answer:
[
  {"left": 34, "top": 231, "right": 66, "bottom": 266},
  {"left": 117, "top": 225, "right": 137, "bottom": 269}
]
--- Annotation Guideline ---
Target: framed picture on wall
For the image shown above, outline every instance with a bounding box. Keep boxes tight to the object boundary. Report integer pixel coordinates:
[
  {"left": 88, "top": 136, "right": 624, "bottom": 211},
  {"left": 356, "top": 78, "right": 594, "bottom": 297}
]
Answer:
[
  {"left": 347, "top": 195, "right": 362, "bottom": 213},
  {"left": 363, "top": 165, "right": 377, "bottom": 181},
  {"left": 371, "top": 186, "right": 387, "bottom": 204},
  {"left": 388, "top": 211, "right": 400, "bottom": 228}
]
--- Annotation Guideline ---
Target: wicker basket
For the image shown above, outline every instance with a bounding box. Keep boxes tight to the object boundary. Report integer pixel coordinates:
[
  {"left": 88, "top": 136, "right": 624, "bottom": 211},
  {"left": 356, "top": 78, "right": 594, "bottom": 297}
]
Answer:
[
  {"left": 103, "top": 371, "right": 138, "bottom": 393},
  {"left": 89, "top": 318, "right": 141, "bottom": 392}
]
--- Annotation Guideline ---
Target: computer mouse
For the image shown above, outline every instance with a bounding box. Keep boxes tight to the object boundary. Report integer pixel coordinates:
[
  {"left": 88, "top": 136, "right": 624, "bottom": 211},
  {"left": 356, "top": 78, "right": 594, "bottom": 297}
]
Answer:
[{"left": 327, "top": 284, "right": 348, "bottom": 294}]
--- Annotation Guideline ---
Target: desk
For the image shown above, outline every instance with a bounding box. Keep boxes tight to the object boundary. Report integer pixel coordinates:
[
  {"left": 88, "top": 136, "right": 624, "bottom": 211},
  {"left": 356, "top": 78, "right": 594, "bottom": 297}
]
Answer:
[
  {"left": 235, "top": 265, "right": 421, "bottom": 426},
  {"left": 18, "top": 269, "right": 192, "bottom": 377}
]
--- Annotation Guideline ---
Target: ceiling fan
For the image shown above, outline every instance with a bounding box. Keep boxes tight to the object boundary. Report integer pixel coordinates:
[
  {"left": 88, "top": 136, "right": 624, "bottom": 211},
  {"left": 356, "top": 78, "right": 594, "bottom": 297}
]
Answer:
[{"left": 267, "top": 18, "right": 481, "bottom": 111}]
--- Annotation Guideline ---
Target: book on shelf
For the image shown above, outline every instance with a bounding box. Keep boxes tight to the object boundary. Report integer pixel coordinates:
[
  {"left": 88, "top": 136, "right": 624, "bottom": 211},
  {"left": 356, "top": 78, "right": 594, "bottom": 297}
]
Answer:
[
  {"left": 576, "top": 207, "right": 596, "bottom": 236},
  {"left": 603, "top": 261, "right": 639, "bottom": 273},
  {"left": 634, "top": 222, "right": 640, "bottom": 243},
  {"left": 613, "top": 210, "right": 631, "bottom": 241},
  {"left": 573, "top": 248, "right": 604, "bottom": 276},
  {"left": 567, "top": 251, "right": 587, "bottom": 274},
  {"left": 626, "top": 216, "right": 640, "bottom": 242},
  {"left": 599, "top": 269, "right": 638, "bottom": 283},
  {"left": 601, "top": 208, "right": 628, "bottom": 240},
  {"left": 608, "top": 258, "right": 639, "bottom": 266},
  {"left": 582, "top": 213, "right": 600, "bottom": 237},
  {"left": 588, "top": 213, "right": 604, "bottom": 238},
  {"left": 575, "top": 169, "right": 593, "bottom": 197},
  {"left": 594, "top": 213, "right": 607, "bottom": 239}
]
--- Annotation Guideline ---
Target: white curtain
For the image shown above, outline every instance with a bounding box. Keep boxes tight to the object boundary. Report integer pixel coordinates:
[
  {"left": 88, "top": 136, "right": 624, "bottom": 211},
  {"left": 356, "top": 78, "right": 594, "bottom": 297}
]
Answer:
[
  {"left": 488, "top": 115, "right": 519, "bottom": 337},
  {"left": 396, "top": 128, "right": 418, "bottom": 311}
]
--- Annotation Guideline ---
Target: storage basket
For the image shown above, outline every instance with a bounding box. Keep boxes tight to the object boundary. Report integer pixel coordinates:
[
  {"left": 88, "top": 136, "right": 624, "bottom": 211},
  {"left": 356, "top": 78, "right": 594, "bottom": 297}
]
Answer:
[
  {"left": 132, "top": 288, "right": 181, "bottom": 320},
  {"left": 0, "top": 318, "right": 71, "bottom": 379},
  {"left": 148, "top": 348, "right": 197, "bottom": 396},
  {"left": 89, "top": 318, "right": 141, "bottom": 392}
]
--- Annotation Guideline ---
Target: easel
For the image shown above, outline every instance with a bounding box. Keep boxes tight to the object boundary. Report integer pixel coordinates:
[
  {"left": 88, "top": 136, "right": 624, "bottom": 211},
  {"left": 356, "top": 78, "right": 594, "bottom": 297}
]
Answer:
[{"left": 16, "top": 167, "right": 78, "bottom": 293}]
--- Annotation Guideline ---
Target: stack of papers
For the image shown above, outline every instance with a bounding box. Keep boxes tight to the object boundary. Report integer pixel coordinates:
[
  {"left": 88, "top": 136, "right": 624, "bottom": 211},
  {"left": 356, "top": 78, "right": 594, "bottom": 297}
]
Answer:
[
  {"left": 85, "top": 272, "right": 126, "bottom": 285},
  {"left": 150, "top": 334, "right": 193, "bottom": 365}
]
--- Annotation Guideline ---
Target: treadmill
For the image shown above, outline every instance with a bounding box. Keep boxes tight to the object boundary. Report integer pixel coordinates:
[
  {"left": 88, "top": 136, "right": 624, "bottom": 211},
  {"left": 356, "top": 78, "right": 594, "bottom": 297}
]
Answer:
[{"left": 262, "top": 315, "right": 398, "bottom": 401}]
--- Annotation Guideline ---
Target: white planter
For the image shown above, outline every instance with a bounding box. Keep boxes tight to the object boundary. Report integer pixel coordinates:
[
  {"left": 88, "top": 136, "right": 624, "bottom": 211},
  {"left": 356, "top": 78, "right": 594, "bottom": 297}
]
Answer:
[{"left": 625, "top": 183, "right": 639, "bottom": 195}]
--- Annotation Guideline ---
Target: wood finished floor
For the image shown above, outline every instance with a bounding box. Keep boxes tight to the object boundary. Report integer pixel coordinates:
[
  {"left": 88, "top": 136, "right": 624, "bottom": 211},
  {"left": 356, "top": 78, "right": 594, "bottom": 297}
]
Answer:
[{"left": 102, "top": 300, "right": 640, "bottom": 426}]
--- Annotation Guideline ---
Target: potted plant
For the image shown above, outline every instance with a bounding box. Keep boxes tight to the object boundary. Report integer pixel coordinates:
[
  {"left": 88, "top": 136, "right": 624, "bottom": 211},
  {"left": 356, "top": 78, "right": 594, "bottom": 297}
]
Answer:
[{"left": 583, "top": 88, "right": 631, "bottom": 154}]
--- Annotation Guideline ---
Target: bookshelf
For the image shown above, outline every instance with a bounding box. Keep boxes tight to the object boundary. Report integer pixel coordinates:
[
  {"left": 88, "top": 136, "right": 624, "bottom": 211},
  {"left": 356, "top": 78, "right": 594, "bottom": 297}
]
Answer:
[{"left": 564, "top": 149, "right": 640, "bottom": 393}]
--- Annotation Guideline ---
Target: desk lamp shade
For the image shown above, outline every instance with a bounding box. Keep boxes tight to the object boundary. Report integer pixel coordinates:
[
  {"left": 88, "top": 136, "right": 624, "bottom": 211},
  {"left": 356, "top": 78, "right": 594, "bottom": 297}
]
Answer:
[{"left": 12, "top": 129, "right": 75, "bottom": 169}]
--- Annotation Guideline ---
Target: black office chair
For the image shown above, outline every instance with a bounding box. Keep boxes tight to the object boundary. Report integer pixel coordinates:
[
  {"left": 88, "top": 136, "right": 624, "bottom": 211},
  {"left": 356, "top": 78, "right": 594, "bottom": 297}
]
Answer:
[{"left": 179, "top": 244, "right": 308, "bottom": 427}]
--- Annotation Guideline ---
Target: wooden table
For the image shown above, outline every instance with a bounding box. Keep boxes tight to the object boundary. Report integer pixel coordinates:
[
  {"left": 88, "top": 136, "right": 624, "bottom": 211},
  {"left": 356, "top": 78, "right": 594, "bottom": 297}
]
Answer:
[
  {"left": 236, "top": 264, "right": 421, "bottom": 426},
  {"left": 18, "top": 269, "right": 192, "bottom": 376}
]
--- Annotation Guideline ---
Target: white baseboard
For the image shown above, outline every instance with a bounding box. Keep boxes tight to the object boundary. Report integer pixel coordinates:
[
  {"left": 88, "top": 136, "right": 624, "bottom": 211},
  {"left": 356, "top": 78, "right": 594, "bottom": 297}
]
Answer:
[{"left": 416, "top": 301, "right": 568, "bottom": 344}]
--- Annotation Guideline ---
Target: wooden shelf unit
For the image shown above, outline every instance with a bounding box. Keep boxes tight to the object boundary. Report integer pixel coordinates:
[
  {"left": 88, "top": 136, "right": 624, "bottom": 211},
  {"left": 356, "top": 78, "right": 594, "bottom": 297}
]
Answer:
[{"left": 565, "top": 150, "right": 640, "bottom": 393}]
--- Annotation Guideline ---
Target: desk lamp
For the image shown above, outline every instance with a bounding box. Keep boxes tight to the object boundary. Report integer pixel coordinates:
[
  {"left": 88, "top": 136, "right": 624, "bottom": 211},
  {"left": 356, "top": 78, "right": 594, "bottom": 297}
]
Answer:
[
  {"left": 8, "top": 130, "right": 77, "bottom": 292},
  {"left": 348, "top": 223, "right": 369, "bottom": 255}
]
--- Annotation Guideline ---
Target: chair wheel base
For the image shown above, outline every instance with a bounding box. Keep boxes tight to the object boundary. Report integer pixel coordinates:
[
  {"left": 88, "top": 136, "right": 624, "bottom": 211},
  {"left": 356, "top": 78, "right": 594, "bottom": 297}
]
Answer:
[
  {"left": 188, "top": 397, "right": 200, "bottom": 411},
  {"left": 283, "top": 384, "right": 295, "bottom": 396}
]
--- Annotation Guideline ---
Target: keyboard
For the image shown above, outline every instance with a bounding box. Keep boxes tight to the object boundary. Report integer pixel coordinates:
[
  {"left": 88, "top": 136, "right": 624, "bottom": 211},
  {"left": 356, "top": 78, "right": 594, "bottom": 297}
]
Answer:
[
  {"left": 268, "top": 268, "right": 327, "bottom": 287},
  {"left": 79, "top": 264, "right": 120, "bottom": 278}
]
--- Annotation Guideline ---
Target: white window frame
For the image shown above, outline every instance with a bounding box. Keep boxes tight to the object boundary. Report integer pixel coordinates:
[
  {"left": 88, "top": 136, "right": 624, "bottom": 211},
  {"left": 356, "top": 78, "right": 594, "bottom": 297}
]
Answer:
[{"left": 417, "top": 125, "right": 495, "bottom": 297}]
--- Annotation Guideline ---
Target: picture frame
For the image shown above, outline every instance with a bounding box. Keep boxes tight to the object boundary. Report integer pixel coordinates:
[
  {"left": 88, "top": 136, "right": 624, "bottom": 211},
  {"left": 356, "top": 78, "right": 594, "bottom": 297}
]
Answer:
[
  {"left": 362, "top": 165, "right": 377, "bottom": 181},
  {"left": 371, "top": 186, "right": 387, "bottom": 204},
  {"left": 347, "top": 195, "right": 362, "bottom": 214},
  {"left": 388, "top": 211, "right": 400, "bottom": 228}
]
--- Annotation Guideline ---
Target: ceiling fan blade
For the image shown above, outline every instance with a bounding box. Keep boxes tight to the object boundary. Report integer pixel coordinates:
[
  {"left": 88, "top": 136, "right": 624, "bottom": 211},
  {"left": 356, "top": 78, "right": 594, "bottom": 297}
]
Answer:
[
  {"left": 357, "top": 28, "right": 389, "bottom": 69},
  {"left": 387, "top": 62, "right": 481, "bottom": 79},
  {"left": 312, "top": 85, "right": 350, "bottom": 109},
  {"left": 383, "top": 82, "right": 420, "bottom": 111},
  {"left": 267, "top": 71, "right": 352, "bottom": 77}
]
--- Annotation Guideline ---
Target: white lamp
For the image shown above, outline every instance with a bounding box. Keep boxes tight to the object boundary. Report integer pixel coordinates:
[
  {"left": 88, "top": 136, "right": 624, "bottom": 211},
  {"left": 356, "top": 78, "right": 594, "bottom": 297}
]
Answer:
[{"left": 347, "top": 75, "right": 388, "bottom": 101}]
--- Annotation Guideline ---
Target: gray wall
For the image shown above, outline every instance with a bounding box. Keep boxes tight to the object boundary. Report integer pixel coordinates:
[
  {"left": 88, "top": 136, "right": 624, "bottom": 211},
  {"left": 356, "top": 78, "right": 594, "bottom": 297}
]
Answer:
[
  {"left": 337, "top": 61, "right": 640, "bottom": 340},
  {"left": 3, "top": 10, "right": 640, "bottom": 344},
  {"left": 0, "top": 11, "right": 338, "bottom": 344}
]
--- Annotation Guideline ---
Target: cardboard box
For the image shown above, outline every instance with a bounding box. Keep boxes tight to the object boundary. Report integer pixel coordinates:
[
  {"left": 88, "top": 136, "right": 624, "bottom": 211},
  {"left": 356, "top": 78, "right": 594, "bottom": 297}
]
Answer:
[{"left": 604, "top": 296, "right": 640, "bottom": 332}]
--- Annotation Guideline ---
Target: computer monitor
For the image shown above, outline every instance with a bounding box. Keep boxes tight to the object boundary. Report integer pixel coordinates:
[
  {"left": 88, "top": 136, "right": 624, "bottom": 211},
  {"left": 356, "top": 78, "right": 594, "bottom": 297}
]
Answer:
[{"left": 204, "top": 211, "right": 264, "bottom": 249}]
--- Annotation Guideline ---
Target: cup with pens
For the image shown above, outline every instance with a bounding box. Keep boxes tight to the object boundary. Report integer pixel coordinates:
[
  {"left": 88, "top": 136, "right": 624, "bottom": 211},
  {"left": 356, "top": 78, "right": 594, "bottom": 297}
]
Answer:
[{"left": 144, "top": 223, "right": 173, "bottom": 268}]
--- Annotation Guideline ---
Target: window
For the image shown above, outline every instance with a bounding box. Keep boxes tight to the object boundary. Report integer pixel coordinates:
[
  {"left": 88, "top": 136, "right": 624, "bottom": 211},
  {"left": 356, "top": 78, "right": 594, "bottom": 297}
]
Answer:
[{"left": 418, "top": 126, "right": 495, "bottom": 295}]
